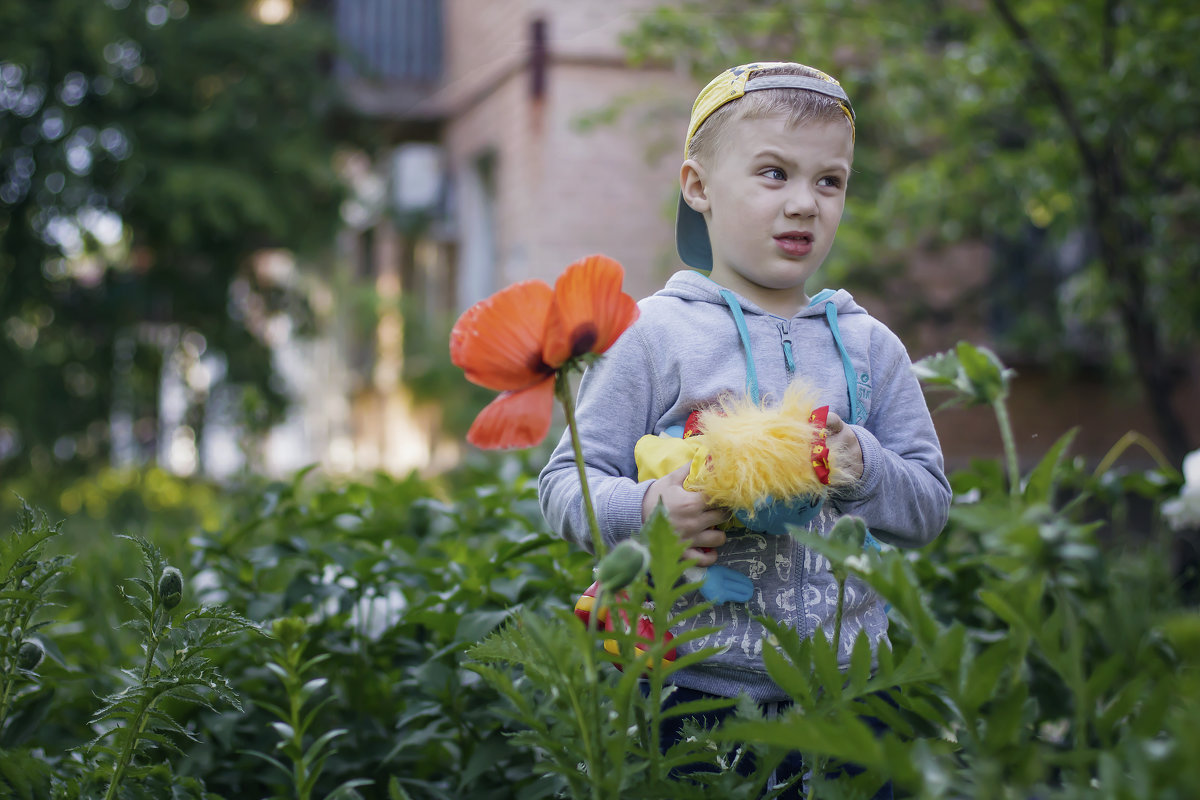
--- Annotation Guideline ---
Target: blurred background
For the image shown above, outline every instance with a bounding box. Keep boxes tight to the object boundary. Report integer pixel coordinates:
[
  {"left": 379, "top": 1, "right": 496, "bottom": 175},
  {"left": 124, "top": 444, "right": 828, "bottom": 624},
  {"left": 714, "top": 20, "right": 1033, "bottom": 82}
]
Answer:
[
  {"left": 2, "top": 5, "right": 1198, "bottom": 797},
  {"left": 3, "top": 0, "right": 1198, "bottom": 501}
]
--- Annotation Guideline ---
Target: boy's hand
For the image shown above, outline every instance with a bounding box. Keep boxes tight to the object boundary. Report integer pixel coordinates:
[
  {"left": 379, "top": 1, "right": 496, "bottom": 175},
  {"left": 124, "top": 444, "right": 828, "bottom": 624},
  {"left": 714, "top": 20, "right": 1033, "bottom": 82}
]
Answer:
[
  {"left": 642, "top": 464, "right": 728, "bottom": 566},
  {"left": 826, "top": 413, "right": 864, "bottom": 481}
]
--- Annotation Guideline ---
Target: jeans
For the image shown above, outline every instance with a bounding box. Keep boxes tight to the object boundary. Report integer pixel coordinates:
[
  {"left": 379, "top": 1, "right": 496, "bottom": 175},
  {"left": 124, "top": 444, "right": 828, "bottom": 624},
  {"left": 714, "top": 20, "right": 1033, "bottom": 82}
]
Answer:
[{"left": 648, "top": 683, "right": 895, "bottom": 800}]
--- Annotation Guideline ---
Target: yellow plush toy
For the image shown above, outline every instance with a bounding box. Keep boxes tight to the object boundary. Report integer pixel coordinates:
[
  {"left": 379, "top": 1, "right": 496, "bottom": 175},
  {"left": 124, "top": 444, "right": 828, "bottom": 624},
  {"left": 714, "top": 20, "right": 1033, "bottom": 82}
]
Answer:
[
  {"left": 635, "top": 381, "right": 852, "bottom": 519},
  {"left": 572, "top": 381, "right": 858, "bottom": 651},
  {"left": 631, "top": 381, "right": 855, "bottom": 604}
]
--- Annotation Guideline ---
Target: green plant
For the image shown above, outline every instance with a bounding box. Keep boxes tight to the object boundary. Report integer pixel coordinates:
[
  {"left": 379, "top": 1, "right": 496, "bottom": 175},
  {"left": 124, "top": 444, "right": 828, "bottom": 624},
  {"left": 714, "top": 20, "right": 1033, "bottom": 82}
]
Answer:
[
  {"left": 0, "top": 502, "right": 69, "bottom": 747},
  {"left": 85, "top": 535, "right": 253, "bottom": 800},
  {"left": 912, "top": 341, "right": 1019, "bottom": 495},
  {"left": 700, "top": 343, "right": 1200, "bottom": 798},
  {"left": 173, "top": 466, "right": 590, "bottom": 800},
  {"left": 470, "top": 510, "right": 786, "bottom": 799},
  {"left": 248, "top": 616, "right": 372, "bottom": 800}
]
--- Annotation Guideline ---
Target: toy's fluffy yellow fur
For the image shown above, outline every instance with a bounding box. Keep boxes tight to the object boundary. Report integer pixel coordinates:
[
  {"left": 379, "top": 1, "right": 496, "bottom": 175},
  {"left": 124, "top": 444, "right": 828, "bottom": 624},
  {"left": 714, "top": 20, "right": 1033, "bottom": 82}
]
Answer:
[{"left": 686, "top": 382, "right": 853, "bottom": 513}]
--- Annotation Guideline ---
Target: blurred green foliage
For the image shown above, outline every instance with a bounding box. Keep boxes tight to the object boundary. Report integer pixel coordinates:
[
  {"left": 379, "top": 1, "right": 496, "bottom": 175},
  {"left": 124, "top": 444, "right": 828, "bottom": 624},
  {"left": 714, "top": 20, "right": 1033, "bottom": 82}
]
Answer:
[
  {"left": 0, "top": 455, "right": 595, "bottom": 799},
  {"left": 622, "top": 0, "right": 1200, "bottom": 460},
  {"left": 0, "top": 323, "right": 1196, "bottom": 800},
  {"left": 0, "top": 0, "right": 348, "bottom": 479},
  {"left": 0, "top": 430, "right": 1193, "bottom": 797}
]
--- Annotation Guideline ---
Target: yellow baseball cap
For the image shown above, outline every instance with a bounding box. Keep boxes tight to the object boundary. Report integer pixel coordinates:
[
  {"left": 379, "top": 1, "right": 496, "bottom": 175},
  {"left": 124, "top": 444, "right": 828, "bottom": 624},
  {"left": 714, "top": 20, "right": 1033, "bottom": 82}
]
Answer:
[{"left": 676, "top": 62, "right": 855, "bottom": 272}]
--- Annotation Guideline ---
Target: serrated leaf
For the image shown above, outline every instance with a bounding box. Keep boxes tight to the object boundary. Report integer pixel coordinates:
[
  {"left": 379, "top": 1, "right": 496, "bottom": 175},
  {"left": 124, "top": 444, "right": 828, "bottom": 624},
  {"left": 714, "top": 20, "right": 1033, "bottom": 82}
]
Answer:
[
  {"left": 846, "top": 631, "right": 873, "bottom": 696},
  {"left": 762, "top": 640, "right": 814, "bottom": 704},
  {"left": 658, "top": 696, "right": 739, "bottom": 720}
]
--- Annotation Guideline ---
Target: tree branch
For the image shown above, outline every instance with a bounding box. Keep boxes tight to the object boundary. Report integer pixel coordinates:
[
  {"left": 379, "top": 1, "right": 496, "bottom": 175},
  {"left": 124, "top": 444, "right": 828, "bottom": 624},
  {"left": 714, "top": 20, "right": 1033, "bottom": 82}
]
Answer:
[
  {"left": 1102, "top": 0, "right": 1116, "bottom": 70},
  {"left": 988, "top": 0, "right": 1100, "bottom": 176}
]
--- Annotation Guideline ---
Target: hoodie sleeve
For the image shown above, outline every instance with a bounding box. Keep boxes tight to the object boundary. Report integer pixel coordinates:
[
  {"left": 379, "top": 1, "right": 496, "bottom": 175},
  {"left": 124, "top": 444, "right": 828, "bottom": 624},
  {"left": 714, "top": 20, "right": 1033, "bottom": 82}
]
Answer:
[
  {"left": 538, "top": 320, "right": 664, "bottom": 553},
  {"left": 832, "top": 328, "right": 951, "bottom": 548}
]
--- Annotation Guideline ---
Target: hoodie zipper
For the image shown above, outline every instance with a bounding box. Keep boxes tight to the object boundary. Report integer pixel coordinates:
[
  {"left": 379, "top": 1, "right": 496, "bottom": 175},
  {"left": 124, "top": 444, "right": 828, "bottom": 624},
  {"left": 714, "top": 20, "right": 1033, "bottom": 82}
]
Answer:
[{"left": 778, "top": 320, "right": 795, "bottom": 377}]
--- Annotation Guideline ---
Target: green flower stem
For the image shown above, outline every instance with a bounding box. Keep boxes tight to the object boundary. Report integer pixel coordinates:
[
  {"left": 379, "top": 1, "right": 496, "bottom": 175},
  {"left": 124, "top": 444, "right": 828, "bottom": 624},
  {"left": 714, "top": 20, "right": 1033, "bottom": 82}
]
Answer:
[
  {"left": 105, "top": 696, "right": 155, "bottom": 800},
  {"left": 281, "top": 648, "right": 314, "bottom": 800},
  {"left": 556, "top": 371, "right": 607, "bottom": 560},
  {"left": 0, "top": 670, "right": 16, "bottom": 731},
  {"left": 833, "top": 575, "right": 846, "bottom": 658},
  {"left": 0, "top": 606, "right": 16, "bottom": 727},
  {"left": 993, "top": 398, "right": 1021, "bottom": 500},
  {"left": 1055, "top": 584, "right": 1089, "bottom": 787},
  {"left": 105, "top": 597, "right": 169, "bottom": 800}
]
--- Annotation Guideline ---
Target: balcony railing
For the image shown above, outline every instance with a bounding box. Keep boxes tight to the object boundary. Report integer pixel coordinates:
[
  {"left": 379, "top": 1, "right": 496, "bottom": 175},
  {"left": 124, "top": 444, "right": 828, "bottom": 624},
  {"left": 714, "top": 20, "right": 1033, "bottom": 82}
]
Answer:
[{"left": 334, "top": 0, "right": 442, "bottom": 83}]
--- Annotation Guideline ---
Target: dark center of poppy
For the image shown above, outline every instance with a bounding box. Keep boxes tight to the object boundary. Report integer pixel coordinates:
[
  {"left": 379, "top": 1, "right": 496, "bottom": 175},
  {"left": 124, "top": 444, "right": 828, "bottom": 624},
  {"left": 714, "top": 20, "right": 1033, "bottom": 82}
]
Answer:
[
  {"left": 528, "top": 352, "right": 556, "bottom": 376},
  {"left": 570, "top": 324, "right": 598, "bottom": 358}
]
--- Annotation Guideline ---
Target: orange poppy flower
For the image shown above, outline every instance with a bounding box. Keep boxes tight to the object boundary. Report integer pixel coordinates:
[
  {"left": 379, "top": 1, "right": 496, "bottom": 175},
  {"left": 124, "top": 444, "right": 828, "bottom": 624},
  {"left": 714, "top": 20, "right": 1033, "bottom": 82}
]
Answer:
[{"left": 450, "top": 255, "right": 639, "bottom": 449}]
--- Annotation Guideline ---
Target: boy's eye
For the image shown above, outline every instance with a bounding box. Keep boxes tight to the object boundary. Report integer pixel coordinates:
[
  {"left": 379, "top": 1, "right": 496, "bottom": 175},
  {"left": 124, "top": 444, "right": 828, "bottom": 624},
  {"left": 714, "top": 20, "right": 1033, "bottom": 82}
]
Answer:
[
  {"left": 818, "top": 175, "right": 844, "bottom": 189},
  {"left": 760, "top": 167, "right": 786, "bottom": 181}
]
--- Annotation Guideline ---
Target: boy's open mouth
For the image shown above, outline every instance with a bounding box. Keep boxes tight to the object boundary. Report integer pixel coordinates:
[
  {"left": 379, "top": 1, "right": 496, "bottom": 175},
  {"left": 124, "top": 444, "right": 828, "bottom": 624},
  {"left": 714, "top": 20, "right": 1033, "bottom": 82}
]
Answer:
[{"left": 775, "top": 232, "right": 814, "bottom": 255}]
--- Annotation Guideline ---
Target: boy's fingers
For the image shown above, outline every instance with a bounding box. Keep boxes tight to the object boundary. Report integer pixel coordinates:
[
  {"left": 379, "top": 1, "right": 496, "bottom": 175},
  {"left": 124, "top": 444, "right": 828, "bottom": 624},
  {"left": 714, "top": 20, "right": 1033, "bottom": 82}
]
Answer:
[
  {"left": 689, "top": 528, "right": 726, "bottom": 549},
  {"left": 826, "top": 412, "right": 844, "bottom": 433},
  {"left": 663, "top": 463, "right": 692, "bottom": 485},
  {"left": 697, "top": 507, "right": 729, "bottom": 530},
  {"left": 684, "top": 546, "right": 719, "bottom": 567}
]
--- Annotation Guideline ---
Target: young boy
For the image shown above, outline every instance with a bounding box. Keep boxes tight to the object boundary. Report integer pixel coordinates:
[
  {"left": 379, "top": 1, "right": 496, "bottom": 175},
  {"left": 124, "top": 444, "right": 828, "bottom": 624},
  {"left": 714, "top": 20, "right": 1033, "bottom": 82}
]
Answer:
[{"left": 538, "top": 61, "right": 951, "bottom": 793}]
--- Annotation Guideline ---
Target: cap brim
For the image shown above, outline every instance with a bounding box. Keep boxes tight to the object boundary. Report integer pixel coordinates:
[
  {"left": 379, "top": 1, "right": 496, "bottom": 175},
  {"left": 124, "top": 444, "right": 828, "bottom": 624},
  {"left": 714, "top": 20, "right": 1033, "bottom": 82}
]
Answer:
[{"left": 675, "top": 192, "right": 712, "bottom": 272}]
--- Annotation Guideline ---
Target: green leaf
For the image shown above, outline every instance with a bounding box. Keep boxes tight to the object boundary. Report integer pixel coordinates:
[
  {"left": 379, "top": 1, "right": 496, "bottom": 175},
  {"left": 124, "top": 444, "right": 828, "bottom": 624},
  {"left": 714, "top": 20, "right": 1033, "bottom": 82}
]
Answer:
[
  {"left": 810, "top": 630, "right": 844, "bottom": 705},
  {"left": 956, "top": 341, "right": 1012, "bottom": 405},
  {"left": 455, "top": 608, "right": 516, "bottom": 643},
  {"left": 846, "top": 631, "right": 873, "bottom": 697},
  {"left": 982, "top": 683, "right": 1031, "bottom": 750},
  {"left": 658, "top": 696, "right": 738, "bottom": 720},
  {"left": 717, "top": 715, "right": 885, "bottom": 768},
  {"left": 387, "top": 776, "right": 416, "bottom": 800},
  {"left": 1023, "top": 428, "right": 1079, "bottom": 505},
  {"left": 302, "top": 728, "right": 347, "bottom": 765},
  {"left": 326, "top": 778, "right": 375, "bottom": 799},
  {"left": 269, "top": 721, "right": 296, "bottom": 741},
  {"left": 961, "top": 640, "right": 1015, "bottom": 713}
]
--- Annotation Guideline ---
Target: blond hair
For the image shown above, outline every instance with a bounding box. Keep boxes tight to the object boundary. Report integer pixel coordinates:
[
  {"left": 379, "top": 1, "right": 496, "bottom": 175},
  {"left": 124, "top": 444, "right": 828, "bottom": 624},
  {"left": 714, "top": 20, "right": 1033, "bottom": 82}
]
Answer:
[{"left": 686, "top": 63, "right": 854, "bottom": 165}]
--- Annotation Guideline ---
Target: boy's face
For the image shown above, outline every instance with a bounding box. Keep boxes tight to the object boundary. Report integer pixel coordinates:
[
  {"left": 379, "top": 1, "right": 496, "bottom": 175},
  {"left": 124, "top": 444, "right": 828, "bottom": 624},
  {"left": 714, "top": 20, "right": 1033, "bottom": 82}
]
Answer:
[{"left": 682, "top": 114, "right": 853, "bottom": 316}]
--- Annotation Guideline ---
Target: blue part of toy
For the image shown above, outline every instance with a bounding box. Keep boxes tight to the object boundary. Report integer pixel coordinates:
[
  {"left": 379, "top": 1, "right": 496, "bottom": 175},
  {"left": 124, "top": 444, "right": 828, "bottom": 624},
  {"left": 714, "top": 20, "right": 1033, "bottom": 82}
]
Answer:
[
  {"left": 863, "top": 530, "right": 882, "bottom": 551},
  {"left": 735, "top": 495, "right": 823, "bottom": 534},
  {"left": 699, "top": 565, "right": 754, "bottom": 604},
  {"left": 663, "top": 424, "right": 685, "bottom": 438}
]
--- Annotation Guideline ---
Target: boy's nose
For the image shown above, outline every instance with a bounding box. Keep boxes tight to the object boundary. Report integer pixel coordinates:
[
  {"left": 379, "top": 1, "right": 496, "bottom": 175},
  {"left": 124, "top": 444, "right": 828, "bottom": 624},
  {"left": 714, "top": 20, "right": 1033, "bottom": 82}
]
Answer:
[{"left": 784, "top": 185, "right": 818, "bottom": 217}]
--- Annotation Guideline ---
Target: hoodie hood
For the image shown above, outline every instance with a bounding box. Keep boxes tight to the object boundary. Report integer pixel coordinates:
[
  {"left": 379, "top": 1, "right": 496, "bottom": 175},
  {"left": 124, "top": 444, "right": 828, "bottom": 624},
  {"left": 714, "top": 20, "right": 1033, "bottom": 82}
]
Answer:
[{"left": 655, "top": 270, "right": 869, "bottom": 320}]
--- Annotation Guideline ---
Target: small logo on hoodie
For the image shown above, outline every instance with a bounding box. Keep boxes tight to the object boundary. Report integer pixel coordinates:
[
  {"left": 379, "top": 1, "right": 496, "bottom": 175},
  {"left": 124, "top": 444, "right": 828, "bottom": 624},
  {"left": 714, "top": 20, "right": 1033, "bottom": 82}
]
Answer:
[{"left": 854, "top": 371, "right": 871, "bottom": 423}]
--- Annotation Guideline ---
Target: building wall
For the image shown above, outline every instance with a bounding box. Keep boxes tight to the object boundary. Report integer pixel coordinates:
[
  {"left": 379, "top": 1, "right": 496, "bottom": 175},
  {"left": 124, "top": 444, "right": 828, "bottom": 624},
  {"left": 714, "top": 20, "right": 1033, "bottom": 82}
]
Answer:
[{"left": 440, "top": 0, "right": 694, "bottom": 305}]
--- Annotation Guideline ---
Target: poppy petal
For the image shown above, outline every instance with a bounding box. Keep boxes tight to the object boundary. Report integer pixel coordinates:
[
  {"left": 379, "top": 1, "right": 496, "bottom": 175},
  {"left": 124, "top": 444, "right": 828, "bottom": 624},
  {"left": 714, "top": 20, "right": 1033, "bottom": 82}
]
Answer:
[
  {"left": 466, "top": 376, "right": 556, "bottom": 449},
  {"left": 542, "top": 254, "right": 640, "bottom": 367},
  {"left": 450, "top": 280, "right": 555, "bottom": 391}
]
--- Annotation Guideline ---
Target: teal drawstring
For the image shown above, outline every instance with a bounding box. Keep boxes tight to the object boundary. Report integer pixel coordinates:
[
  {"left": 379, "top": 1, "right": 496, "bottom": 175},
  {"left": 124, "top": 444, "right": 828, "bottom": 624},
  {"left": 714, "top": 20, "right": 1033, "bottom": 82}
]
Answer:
[
  {"left": 719, "top": 289, "right": 760, "bottom": 405},
  {"left": 718, "top": 285, "right": 883, "bottom": 555},
  {"left": 824, "top": 299, "right": 882, "bottom": 553},
  {"left": 824, "top": 302, "right": 864, "bottom": 425}
]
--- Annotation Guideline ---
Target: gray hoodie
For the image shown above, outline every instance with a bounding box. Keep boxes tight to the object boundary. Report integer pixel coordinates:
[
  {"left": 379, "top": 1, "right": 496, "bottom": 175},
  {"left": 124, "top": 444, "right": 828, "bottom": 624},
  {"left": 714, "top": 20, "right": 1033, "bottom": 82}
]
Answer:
[{"left": 538, "top": 270, "right": 950, "bottom": 701}]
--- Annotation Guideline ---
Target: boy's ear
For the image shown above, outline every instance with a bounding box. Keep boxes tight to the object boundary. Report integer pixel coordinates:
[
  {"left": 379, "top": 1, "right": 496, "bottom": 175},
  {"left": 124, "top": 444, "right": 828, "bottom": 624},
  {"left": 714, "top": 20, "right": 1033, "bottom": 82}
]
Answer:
[{"left": 680, "top": 159, "right": 710, "bottom": 214}]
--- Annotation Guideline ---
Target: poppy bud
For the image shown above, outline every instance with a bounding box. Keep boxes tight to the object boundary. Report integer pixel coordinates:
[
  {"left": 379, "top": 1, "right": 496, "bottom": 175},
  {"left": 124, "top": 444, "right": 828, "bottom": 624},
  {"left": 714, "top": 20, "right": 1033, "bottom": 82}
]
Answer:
[
  {"left": 270, "top": 616, "right": 308, "bottom": 648},
  {"left": 158, "top": 566, "right": 184, "bottom": 610},
  {"left": 17, "top": 639, "right": 45, "bottom": 672},
  {"left": 597, "top": 540, "right": 650, "bottom": 591},
  {"left": 830, "top": 515, "right": 867, "bottom": 548}
]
